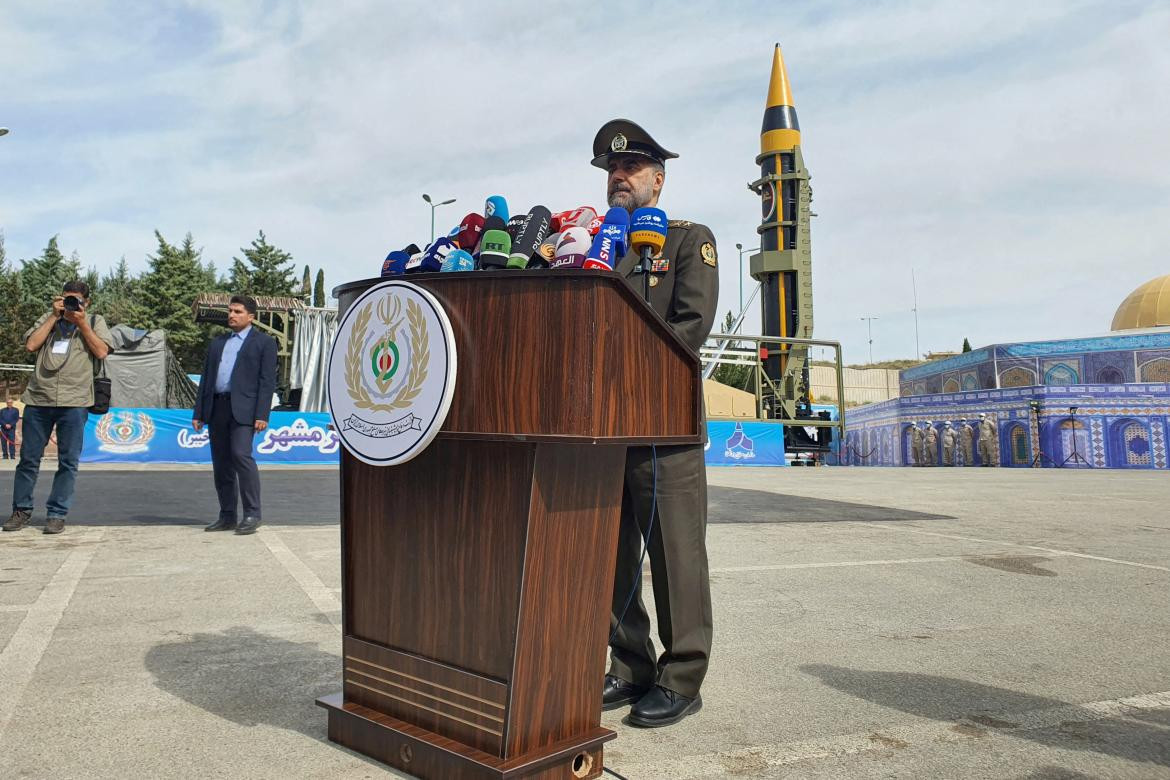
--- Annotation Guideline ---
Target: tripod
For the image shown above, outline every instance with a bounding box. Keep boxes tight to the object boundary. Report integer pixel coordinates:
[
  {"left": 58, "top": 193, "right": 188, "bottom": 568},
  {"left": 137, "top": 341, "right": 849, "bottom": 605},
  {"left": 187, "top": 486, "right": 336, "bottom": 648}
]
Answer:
[
  {"left": 1029, "top": 406, "right": 1055, "bottom": 468},
  {"left": 1059, "top": 407, "right": 1090, "bottom": 468}
]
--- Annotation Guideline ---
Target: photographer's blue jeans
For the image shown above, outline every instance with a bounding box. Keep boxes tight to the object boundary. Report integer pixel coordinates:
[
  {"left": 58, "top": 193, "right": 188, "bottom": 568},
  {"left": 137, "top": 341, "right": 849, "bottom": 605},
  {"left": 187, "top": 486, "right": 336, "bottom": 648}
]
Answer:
[{"left": 12, "top": 406, "right": 88, "bottom": 518}]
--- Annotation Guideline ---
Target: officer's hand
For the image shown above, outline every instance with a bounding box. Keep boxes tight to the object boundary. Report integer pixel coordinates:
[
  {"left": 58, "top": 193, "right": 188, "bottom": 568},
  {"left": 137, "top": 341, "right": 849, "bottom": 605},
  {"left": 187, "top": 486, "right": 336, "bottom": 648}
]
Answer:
[
  {"left": 52, "top": 297, "right": 65, "bottom": 318},
  {"left": 192, "top": 419, "right": 203, "bottom": 432},
  {"left": 254, "top": 420, "right": 268, "bottom": 432}
]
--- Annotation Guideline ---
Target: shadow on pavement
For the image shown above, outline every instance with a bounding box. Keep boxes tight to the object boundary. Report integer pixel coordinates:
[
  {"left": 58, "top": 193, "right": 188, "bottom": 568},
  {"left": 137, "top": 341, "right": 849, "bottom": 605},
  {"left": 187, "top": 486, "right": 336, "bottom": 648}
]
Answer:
[
  {"left": 801, "top": 664, "right": 1170, "bottom": 768},
  {"left": 0, "top": 472, "right": 951, "bottom": 527},
  {"left": 710, "top": 487, "right": 954, "bottom": 524},
  {"left": 145, "top": 626, "right": 339, "bottom": 741},
  {"left": 0, "top": 471, "right": 339, "bottom": 527}
]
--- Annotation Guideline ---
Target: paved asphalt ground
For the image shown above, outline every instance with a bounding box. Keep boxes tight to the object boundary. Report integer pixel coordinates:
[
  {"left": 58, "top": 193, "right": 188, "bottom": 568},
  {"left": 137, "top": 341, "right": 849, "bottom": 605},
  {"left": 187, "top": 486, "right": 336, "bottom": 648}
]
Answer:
[{"left": 1, "top": 463, "right": 1167, "bottom": 779}]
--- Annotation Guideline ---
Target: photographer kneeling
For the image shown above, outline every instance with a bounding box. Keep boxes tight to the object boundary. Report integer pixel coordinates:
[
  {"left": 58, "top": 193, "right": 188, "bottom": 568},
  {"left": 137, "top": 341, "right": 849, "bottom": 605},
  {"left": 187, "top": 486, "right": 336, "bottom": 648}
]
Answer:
[{"left": 3, "top": 281, "right": 112, "bottom": 534}]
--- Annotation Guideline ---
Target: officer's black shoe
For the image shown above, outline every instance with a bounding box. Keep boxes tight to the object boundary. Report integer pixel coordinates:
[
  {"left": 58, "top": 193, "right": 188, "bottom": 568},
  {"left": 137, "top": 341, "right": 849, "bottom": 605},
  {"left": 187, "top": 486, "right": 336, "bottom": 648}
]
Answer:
[
  {"left": 205, "top": 517, "right": 237, "bottom": 532},
  {"left": 626, "top": 685, "right": 702, "bottom": 728},
  {"left": 602, "top": 674, "right": 650, "bottom": 711},
  {"left": 235, "top": 516, "right": 262, "bottom": 535}
]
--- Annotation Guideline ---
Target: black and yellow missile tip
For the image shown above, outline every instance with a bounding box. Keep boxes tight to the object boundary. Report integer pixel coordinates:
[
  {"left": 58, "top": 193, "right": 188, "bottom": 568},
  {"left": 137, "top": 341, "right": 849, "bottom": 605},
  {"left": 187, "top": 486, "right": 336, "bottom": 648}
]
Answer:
[{"left": 761, "top": 43, "right": 801, "bottom": 154}]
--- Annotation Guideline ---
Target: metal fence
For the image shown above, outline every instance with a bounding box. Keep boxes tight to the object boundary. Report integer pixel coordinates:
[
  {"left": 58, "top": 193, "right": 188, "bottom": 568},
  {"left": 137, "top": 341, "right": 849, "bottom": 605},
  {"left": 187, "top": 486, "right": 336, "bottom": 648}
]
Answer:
[{"left": 700, "top": 333, "right": 846, "bottom": 446}]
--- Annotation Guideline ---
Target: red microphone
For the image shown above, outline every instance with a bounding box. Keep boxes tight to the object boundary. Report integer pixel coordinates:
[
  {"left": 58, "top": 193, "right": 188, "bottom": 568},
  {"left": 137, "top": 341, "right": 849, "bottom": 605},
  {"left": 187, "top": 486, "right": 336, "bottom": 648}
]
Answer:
[{"left": 455, "top": 213, "right": 485, "bottom": 253}]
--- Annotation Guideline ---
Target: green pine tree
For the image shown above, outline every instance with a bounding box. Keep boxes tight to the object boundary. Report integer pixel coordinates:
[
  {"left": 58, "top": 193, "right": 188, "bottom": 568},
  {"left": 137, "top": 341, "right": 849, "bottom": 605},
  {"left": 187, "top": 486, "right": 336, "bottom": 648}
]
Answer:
[
  {"left": 139, "top": 231, "right": 220, "bottom": 371},
  {"left": 230, "top": 231, "right": 296, "bottom": 297},
  {"left": 19, "top": 236, "right": 82, "bottom": 305},
  {"left": 81, "top": 265, "right": 101, "bottom": 311},
  {"left": 313, "top": 268, "right": 326, "bottom": 307},
  {"left": 0, "top": 246, "right": 41, "bottom": 387},
  {"left": 97, "top": 257, "right": 150, "bottom": 327},
  {"left": 962, "top": 337, "right": 972, "bottom": 353},
  {"left": 302, "top": 265, "right": 312, "bottom": 302}
]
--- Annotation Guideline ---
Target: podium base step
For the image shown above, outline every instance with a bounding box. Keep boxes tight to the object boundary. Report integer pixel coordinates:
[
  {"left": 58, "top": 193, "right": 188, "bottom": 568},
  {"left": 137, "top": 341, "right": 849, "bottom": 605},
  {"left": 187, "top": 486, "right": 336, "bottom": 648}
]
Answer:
[{"left": 317, "top": 693, "right": 614, "bottom": 779}]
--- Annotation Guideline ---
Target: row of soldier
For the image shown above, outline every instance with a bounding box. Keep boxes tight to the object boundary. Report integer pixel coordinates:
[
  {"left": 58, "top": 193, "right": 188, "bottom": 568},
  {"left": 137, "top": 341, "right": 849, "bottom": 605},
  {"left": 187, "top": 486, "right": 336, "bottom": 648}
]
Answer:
[{"left": 908, "top": 414, "right": 999, "bottom": 467}]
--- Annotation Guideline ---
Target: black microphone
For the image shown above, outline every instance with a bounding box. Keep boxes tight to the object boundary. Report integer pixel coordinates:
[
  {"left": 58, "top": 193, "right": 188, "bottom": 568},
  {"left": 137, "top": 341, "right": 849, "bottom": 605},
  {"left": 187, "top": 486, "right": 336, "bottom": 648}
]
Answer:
[
  {"left": 506, "top": 206, "right": 552, "bottom": 269},
  {"left": 505, "top": 214, "right": 526, "bottom": 243}
]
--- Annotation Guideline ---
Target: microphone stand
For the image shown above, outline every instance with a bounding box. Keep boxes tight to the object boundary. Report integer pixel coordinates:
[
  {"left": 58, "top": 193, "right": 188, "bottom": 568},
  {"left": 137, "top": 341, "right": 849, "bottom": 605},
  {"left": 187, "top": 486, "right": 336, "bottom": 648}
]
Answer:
[{"left": 639, "top": 247, "right": 653, "bottom": 303}]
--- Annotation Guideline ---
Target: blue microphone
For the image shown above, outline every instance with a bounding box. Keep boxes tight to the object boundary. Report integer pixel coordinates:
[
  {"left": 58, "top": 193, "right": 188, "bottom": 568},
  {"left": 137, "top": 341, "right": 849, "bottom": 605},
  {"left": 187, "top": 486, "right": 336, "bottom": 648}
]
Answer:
[
  {"left": 630, "top": 207, "right": 668, "bottom": 265},
  {"left": 441, "top": 248, "right": 476, "bottom": 272},
  {"left": 599, "top": 207, "right": 630, "bottom": 257},
  {"left": 381, "top": 250, "right": 410, "bottom": 276},
  {"left": 583, "top": 208, "right": 631, "bottom": 270},
  {"left": 419, "top": 237, "right": 457, "bottom": 272},
  {"left": 485, "top": 195, "right": 509, "bottom": 223},
  {"left": 630, "top": 207, "right": 668, "bottom": 300}
]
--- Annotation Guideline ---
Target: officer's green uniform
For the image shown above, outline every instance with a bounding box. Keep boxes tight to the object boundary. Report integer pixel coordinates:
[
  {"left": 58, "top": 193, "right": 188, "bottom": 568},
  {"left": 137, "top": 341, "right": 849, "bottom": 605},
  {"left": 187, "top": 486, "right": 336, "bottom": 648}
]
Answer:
[{"left": 593, "top": 119, "right": 719, "bottom": 699}]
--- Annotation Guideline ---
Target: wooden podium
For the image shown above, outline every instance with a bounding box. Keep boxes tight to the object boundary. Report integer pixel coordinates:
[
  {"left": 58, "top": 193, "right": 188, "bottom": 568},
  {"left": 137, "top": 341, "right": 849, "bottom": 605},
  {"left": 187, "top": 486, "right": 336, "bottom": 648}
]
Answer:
[{"left": 318, "top": 270, "right": 702, "bottom": 779}]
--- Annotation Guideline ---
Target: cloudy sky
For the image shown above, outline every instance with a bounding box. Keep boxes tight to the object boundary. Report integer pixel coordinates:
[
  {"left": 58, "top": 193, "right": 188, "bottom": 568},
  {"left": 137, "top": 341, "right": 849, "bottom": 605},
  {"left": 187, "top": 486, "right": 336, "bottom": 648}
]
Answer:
[{"left": 2, "top": 1, "right": 1167, "bottom": 362}]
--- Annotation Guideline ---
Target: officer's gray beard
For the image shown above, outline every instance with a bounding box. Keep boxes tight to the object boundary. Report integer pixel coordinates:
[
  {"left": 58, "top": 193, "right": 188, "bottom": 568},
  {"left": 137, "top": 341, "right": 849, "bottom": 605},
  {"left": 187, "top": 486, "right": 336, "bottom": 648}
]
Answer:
[{"left": 607, "top": 181, "right": 654, "bottom": 212}]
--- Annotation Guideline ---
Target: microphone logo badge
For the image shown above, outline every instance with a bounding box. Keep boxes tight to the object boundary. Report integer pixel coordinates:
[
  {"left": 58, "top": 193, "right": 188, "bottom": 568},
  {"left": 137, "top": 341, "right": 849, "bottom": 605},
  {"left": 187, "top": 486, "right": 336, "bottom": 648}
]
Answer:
[
  {"left": 610, "top": 133, "right": 627, "bottom": 152},
  {"left": 328, "top": 281, "right": 458, "bottom": 467}
]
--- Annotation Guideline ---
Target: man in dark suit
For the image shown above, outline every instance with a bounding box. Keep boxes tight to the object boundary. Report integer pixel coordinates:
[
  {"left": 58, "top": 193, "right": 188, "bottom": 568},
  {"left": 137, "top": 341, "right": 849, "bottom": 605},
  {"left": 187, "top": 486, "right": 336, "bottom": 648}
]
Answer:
[{"left": 192, "top": 295, "right": 277, "bottom": 535}]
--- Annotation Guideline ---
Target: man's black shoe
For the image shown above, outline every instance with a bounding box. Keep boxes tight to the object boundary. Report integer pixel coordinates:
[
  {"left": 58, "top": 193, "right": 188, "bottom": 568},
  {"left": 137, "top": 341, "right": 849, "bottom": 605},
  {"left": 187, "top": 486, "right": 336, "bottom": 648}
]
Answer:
[
  {"left": 602, "top": 674, "right": 650, "bottom": 712},
  {"left": 626, "top": 685, "right": 702, "bottom": 728},
  {"left": 205, "top": 517, "right": 237, "bottom": 532},
  {"left": 235, "top": 516, "right": 262, "bottom": 535},
  {"left": 43, "top": 516, "right": 66, "bottom": 534}
]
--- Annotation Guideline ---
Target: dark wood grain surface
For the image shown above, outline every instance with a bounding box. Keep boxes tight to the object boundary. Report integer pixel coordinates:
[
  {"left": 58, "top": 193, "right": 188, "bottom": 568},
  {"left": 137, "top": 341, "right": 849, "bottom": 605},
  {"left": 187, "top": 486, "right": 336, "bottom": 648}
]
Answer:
[
  {"left": 318, "top": 694, "right": 612, "bottom": 779},
  {"left": 504, "top": 443, "right": 624, "bottom": 757},
  {"left": 344, "top": 440, "right": 532, "bottom": 682},
  {"left": 326, "top": 272, "right": 703, "bottom": 777},
  {"left": 344, "top": 636, "right": 508, "bottom": 756},
  {"left": 336, "top": 271, "right": 702, "bottom": 443}
]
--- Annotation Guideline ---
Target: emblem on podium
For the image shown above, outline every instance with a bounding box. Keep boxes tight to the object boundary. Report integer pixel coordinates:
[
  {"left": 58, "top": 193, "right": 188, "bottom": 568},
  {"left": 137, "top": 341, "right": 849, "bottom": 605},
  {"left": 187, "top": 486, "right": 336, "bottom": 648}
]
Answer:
[{"left": 328, "top": 281, "right": 457, "bottom": 465}]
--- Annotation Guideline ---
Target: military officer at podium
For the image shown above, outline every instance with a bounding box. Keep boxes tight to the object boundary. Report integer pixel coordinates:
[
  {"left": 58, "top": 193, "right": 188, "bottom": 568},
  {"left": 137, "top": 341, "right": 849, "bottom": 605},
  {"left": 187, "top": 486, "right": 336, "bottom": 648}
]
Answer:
[{"left": 591, "top": 119, "right": 718, "bottom": 728}]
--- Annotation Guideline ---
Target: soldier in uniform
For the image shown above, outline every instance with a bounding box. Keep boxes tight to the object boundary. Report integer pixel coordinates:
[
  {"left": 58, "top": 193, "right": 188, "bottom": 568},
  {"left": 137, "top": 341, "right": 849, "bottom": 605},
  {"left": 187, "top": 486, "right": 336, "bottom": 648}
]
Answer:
[
  {"left": 959, "top": 418, "right": 975, "bottom": 466},
  {"left": 923, "top": 421, "right": 938, "bottom": 466},
  {"left": 978, "top": 413, "right": 998, "bottom": 466},
  {"left": 941, "top": 421, "right": 957, "bottom": 466},
  {"left": 593, "top": 119, "right": 718, "bottom": 728},
  {"left": 907, "top": 422, "right": 923, "bottom": 467}
]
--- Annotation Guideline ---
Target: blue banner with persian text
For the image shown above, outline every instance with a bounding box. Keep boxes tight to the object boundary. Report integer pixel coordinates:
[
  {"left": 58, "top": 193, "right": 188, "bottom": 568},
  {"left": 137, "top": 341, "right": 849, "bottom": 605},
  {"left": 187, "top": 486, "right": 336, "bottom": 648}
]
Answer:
[
  {"left": 81, "top": 410, "right": 787, "bottom": 466},
  {"left": 81, "top": 409, "right": 340, "bottom": 465}
]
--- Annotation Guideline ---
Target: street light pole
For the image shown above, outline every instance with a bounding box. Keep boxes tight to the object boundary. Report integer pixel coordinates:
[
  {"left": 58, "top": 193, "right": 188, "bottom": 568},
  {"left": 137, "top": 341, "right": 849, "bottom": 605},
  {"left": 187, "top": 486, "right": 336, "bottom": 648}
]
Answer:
[
  {"left": 422, "top": 193, "right": 456, "bottom": 244},
  {"left": 911, "top": 268, "right": 921, "bottom": 359},
  {"left": 860, "top": 316, "right": 878, "bottom": 364},
  {"left": 735, "top": 243, "right": 759, "bottom": 315}
]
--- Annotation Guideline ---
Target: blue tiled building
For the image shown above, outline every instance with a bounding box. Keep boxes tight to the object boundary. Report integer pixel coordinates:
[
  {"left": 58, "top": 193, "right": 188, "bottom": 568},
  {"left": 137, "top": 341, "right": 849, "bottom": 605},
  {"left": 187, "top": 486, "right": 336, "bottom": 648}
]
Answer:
[{"left": 841, "top": 275, "right": 1170, "bottom": 470}]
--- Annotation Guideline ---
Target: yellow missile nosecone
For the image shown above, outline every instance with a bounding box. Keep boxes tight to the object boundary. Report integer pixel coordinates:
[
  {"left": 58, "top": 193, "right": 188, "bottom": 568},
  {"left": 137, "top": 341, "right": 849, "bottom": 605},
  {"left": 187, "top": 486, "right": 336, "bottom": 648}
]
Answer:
[{"left": 761, "top": 44, "right": 800, "bottom": 155}]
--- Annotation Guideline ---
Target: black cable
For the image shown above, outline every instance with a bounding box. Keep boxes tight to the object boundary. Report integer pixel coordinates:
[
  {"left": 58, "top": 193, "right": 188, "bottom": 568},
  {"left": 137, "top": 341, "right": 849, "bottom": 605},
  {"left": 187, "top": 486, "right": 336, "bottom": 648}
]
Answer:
[
  {"left": 609, "top": 445, "right": 658, "bottom": 644},
  {"left": 603, "top": 766, "right": 632, "bottom": 780}
]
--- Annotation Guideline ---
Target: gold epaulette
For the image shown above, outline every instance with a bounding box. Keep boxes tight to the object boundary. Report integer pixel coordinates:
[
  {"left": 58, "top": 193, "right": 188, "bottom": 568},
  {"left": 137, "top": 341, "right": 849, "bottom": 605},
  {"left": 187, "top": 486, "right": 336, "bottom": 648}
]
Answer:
[{"left": 668, "top": 219, "right": 694, "bottom": 228}]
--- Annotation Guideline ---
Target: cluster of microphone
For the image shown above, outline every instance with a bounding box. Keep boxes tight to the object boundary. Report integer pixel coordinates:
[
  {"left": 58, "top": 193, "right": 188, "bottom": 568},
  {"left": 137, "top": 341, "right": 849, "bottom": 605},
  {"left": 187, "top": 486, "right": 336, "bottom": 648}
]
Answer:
[{"left": 380, "top": 196, "right": 669, "bottom": 277}]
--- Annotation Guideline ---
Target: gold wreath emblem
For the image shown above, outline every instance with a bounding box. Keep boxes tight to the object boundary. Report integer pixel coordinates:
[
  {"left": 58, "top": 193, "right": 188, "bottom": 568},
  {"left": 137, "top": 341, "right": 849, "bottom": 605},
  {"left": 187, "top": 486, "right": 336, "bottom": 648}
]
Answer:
[
  {"left": 95, "top": 412, "right": 155, "bottom": 447},
  {"left": 345, "top": 295, "right": 430, "bottom": 412}
]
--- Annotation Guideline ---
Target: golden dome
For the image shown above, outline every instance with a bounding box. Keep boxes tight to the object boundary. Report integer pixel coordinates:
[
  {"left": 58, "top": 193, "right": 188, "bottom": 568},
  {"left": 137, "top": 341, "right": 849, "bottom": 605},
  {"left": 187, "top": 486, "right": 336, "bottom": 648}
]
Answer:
[{"left": 1112, "top": 274, "right": 1170, "bottom": 331}]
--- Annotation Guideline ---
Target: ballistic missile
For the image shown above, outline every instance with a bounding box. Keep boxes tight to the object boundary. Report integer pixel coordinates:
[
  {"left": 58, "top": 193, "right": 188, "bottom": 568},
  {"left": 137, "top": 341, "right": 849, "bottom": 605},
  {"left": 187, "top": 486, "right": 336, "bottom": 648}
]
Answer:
[{"left": 749, "top": 44, "right": 814, "bottom": 419}]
